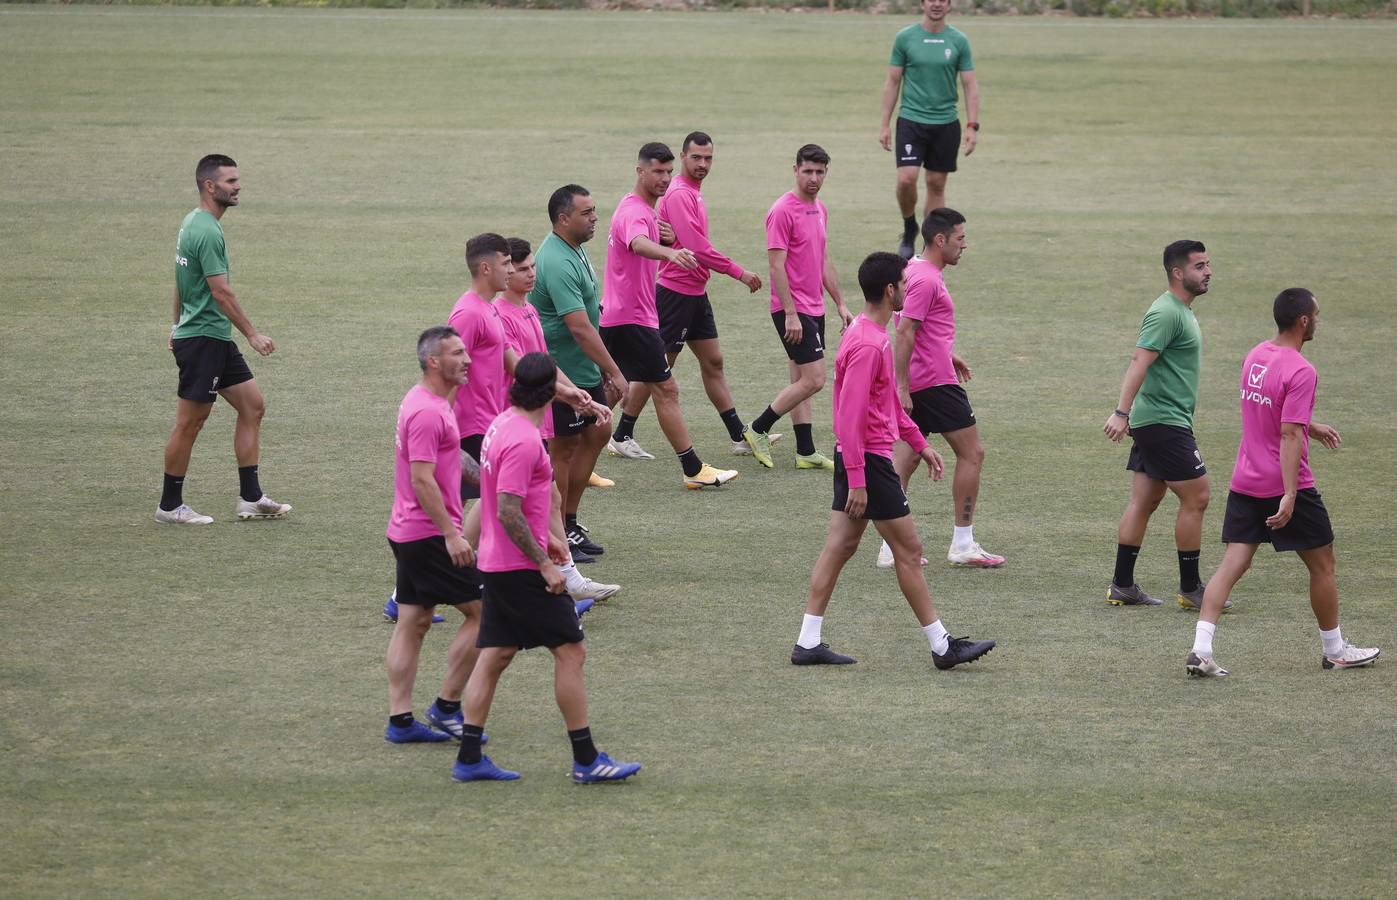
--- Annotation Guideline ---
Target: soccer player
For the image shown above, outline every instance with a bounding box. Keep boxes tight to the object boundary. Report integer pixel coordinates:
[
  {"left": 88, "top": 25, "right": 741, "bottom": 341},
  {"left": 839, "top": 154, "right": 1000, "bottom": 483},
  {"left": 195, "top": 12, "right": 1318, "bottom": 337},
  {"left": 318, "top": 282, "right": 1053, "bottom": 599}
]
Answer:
[
  {"left": 790, "top": 252, "right": 995, "bottom": 670},
  {"left": 746, "top": 145, "right": 853, "bottom": 471},
  {"left": 600, "top": 142, "right": 739, "bottom": 491},
  {"left": 384, "top": 327, "right": 486, "bottom": 744},
  {"left": 882, "top": 208, "right": 1005, "bottom": 569},
  {"left": 879, "top": 0, "right": 979, "bottom": 260},
  {"left": 158, "top": 154, "right": 290, "bottom": 525},
  {"left": 610, "top": 132, "right": 770, "bottom": 459},
  {"left": 452, "top": 353, "right": 641, "bottom": 784},
  {"left": 531, "top": 185, "right": 627, "bottom": 561},
  {"left": 1103, "top": 241, "right": 1216, "bottom": 610},
  {"left": 497, "top": 237, "right": 620, "bottom": 603},
  {"left": 1185, "top": 289, "right": 1380, "bottom": 677}
]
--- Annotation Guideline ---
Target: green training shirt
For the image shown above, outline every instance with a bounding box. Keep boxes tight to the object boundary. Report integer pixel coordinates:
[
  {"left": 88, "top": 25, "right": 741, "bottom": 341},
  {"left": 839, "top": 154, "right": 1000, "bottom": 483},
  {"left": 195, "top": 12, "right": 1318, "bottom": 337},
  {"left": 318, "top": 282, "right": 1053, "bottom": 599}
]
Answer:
[
  {"left": 1130, "top": 291, "right": 1202, "bottom": 430},
  {"left": 890, "top": 23, "right": 974, "bottom": 126},
  {"left": 530, "top": 231, "right": 602, "bottom": 388},
  {"left": 173, "top": 208, "right": 232, "bottom": 341}
]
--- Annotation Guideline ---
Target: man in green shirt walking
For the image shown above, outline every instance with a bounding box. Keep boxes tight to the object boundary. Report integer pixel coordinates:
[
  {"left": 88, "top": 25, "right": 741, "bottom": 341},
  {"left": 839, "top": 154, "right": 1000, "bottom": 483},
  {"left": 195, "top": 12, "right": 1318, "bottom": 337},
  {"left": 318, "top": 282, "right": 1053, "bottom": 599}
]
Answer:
[
  {"left": 158, "top": 154, "right": 290, "bottom": 525},
  {"left": 1103, "top": 240, "right": 1215, "bottom": 609},
  {"left": 880, "top": 0, "right": 980, "bottom": 260}
]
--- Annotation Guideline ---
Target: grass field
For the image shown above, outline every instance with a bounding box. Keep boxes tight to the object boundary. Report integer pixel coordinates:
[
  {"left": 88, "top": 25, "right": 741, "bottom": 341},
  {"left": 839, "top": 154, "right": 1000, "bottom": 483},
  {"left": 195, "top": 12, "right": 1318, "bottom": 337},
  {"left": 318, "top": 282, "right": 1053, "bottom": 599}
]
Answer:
[{"left": 3, "top": 7, "right": 1396, "bottom": 897}]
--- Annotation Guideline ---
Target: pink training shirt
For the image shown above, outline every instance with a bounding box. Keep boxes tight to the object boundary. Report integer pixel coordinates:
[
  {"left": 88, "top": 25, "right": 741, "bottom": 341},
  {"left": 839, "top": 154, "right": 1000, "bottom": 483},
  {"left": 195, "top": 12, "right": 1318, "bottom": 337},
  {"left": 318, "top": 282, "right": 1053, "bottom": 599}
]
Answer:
[
  {"left": 1230, "top": 340, "right": 1318, "bottom": 499},
  {"left": 493, "top": 297, "right": 555, "bottom": 440},
  {"left": 447, "top": 289, "right": 506, "bottom": 438},
  {"left": 387, "top": 384, "right": 464, "bottom": 543},
  {"left": 600, "top": 193, "right": 660, "bottom": 329},
  {"left": 898, "top": 257, "right": 958, "bottom": 391},
  {"left": 832, "top": 314, "right": 929, "bottom": 489},
  {"left": 477, "top": 408, "right": 554, "bottom": 573},
  {"left": 766, "top": 191, "right": 829, "bottom": 317},
  {"left": 657, "top": 172, "right": 744, "bottom": 296}
]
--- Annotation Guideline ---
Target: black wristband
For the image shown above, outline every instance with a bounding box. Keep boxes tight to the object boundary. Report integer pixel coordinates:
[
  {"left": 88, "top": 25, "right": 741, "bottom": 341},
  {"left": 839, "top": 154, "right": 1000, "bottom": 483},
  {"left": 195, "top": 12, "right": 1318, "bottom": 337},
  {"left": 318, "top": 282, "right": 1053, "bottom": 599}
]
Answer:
[{"left": 1114, "top": 409, "right": 1130, "bottom": 418}]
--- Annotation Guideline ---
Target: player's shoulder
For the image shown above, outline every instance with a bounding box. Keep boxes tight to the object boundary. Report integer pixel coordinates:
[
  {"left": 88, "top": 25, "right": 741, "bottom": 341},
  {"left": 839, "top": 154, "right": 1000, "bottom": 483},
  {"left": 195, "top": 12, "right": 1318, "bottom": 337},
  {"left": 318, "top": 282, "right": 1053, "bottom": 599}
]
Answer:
[{"left": 893, "top": 22, "right": 923, "bottom": 42}]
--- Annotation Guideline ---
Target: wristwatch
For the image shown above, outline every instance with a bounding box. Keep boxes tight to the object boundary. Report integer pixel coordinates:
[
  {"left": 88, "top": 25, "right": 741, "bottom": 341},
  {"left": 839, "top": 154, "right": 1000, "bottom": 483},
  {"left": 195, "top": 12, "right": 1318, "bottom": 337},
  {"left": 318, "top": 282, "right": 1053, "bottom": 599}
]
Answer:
[{"left": 966, "top": 122, "right": 980, "bottom": 131}]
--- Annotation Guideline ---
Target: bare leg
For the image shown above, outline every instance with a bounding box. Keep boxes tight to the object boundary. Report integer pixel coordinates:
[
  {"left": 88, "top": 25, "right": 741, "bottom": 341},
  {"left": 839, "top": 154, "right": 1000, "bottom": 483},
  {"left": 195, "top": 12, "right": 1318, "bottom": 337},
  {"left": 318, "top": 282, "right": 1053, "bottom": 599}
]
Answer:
[
  {"left": 689, "top": 339, "right": 736, "bottom": 415},
  {"left": 650, "top": 377, "right": 694, "bottom": 457},
  {"left": 771, "top": 359, "right": 826, "bottom": 424},
  {"left": 463, "top": 646, "right": 517, "bottom": 729},
  {"left": 1199, "top": 542, "right": 1257, "bottom": 625},
  {"left": 568, "top": 420, "right": 610, "bottom": 515},
  {"left": 386, "top": 603, "right": 434, "bottom": 715},
  {"left": 895, "top": 166, "right": 919, "bottom": 219},
  {"left": 1168, "top": 475, "right": 1211, "bottom": 553},
  {"left": 1118, "top": 472, "right": 1167, "bottom": 546},
  {"left": 873, "top": 516, "right": 938, "bottom": 626},
  {"left": 622, "top": 380, "right": 650, "bottom": 420},
  {"left": 549, "top": 434, "right": 579, "bottom": 517},
  {"left": 437, "top": 599, "right": 483, "bottom": 702},
  {"left": 804, "top": 512, "right": 869, "bottom": 616},
  {"left": 923, "top": 170, "right": 949, "bottom": 216},
  {"left": 218, "top": 379, "right": 266, "bottom": 468},
  {"left": 163, "top": 398, "right": 214, "bottom": 476},
  {"left": 549, "top": 641, "right": 589, "bottom": 730},
  {"left": 941, "top": 424, "right": 985, "bottom": 527},
  {"left": 1297, "top": 543, "right": 1339, "bottom": 631}
]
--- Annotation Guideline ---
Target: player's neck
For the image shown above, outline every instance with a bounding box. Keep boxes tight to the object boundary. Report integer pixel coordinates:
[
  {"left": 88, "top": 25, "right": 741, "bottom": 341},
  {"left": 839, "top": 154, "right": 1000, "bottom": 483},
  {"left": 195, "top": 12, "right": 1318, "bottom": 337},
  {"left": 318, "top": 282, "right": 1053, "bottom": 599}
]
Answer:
[
  {"left": 502, "top": 289, "right": 528, "bottom": 306},
  {"left": 420, "top": 374, "right": 455, "bottom": 400},
  {"left": 553, "top": 228, "right": 582, "bottom": 250},
  {"left": 469, "top": 278, "right": 496, "bottom": 300},
  {"left": 863, "top": 304, "right": 893, "bottom": 327},
  {"left": 922, "top": 251, "right": 947, "bottom": 271},
  {"left": 1272, "top": 330, "right": 1305, "bottom": 352},
  {"left": 792, "top": 189, "right": 818, "bottom": 205},
  {"left": 513, "top": 404, "right": 547, "bottom": 427},
  {"left": 1168, "top": 285, "right": 1196, "bottom": 307},
  {"left": 922, "top": 17, "right": 947, "bottom": 33},
  {"left": 200, "top": 196, "right": 227, "bottom": 221},
  {"left": 632, "top": 183, "right": 660, "bottom": 207}
]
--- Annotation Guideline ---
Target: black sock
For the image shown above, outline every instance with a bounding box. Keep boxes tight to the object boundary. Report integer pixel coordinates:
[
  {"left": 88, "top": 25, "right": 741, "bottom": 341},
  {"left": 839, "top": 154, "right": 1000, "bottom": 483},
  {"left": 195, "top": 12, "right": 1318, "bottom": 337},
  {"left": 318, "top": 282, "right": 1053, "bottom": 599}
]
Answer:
[
  {"left": 434, "top": 698, "right": 461, "bottom": 716},
  {"left": 903, "top": 215, "right": 918, "bottom": 240},
  {"left": 752, "top": 405, "right": 781, "bottom": 435},
  {"left": 719, "top": 408, "right": 745, "bottom": 443},
  {"left": 568, "top": 726, "right": 598, "bottom": 766},
  {"left": 160, "top": 473, "right": 184, "bottom": 512},
  {"left": 566, "top": 513, "right": 578, "bottom": 528},
  {"left": 389, "top": 712, "right": 414, "bottom": 729},
  {"left": 794, "top": 423, "right": 816, "bottom": 456},
  {"left": 1113, "top": 544, "right": 1140, "bottom": 588},
  {"left": 457, "top": 724, "right": 484, "bottom": 764},
  {"left": 612, "top": 413, "right": 638, "bottom": 444},
  {"left": 238, "top": 465, "right": 262, "bottom": 503},
  {"left": 1178, "top": 550, "right": 1201, "bottom": 593},
  {"left": 678, "top": 446, "right": 703, "bottom": 478}
]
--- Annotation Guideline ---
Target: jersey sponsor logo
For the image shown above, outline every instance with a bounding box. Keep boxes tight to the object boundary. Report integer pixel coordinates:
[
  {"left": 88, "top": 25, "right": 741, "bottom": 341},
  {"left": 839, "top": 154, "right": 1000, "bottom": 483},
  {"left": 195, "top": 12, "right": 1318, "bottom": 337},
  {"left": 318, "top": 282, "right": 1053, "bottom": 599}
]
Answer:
[
  {"left": 176, "top": 254, "right": 189, "bottom": 267},
  {"left": 1241, "top": 388, "right": 1273, "bottom": 407},
  {"left": 923, "top": 38, "right": 945, "bottom": 43},
  {"left": 1247, "top": 363, "right": 1267, "bottom": 389}
]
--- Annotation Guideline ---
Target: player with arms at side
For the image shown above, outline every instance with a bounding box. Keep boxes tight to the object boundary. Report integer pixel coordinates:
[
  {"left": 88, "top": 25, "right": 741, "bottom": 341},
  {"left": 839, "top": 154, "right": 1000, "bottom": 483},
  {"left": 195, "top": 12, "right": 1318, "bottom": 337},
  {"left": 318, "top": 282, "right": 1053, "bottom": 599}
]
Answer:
[
  {"left": 880, "top": 0, "right": 979, "bottom": 259},
  {"left": 452, "top": 353, "right": 641, "bottom": 784},
  {"left": 1104, "top": 241, "right": 1219, "bottom": 611},
  {"left": 790, "top": 252, "right": 994, "bottom": 671},
  {"left": 745, "top": 145, "right": 853, "bottom": 471},
  {"left": 1185, "top": 289, "right": 1379, "bottom": 677},
  {"left": 159, "top": 154, "right": 290, "bottom": 525}
]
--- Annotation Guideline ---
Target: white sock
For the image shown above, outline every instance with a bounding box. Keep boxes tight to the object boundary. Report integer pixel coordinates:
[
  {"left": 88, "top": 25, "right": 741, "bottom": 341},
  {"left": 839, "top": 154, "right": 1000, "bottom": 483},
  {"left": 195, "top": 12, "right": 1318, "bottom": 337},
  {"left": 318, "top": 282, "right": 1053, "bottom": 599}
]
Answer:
[
  {"left": 797, "top": 614, "right": 823, "bottom": 649},
  {"left": 561, "top": 561, "right": 585, "bottom": 593},
  {"left": 952, "top": 525, "right": 974, "bottom": 550},
  {"left": 923, "top": 619, "right": 950, "bottom": 655},
  {"left": 1320, "top": 626, "right": 1344, "bottom": 658},
  {"left": 1192, "top": 620, "right": 1216, "bottom": 656}
]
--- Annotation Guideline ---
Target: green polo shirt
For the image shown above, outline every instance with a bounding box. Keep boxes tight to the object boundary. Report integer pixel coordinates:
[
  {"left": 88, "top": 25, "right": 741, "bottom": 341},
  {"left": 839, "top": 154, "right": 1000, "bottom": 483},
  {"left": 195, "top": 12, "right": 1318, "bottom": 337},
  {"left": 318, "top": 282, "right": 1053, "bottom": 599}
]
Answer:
[
  {"left": 173, "top": 208, "right": 232, "bottom": 341},
  {"left": 890, "top": 23, "right": 974, "bottom": 126},
  {"left": 530, "top": 231, "right": 602, "bottom": 388},
  {"left": 1131, "top": 291, "right": 1202, "bottom": 430}
]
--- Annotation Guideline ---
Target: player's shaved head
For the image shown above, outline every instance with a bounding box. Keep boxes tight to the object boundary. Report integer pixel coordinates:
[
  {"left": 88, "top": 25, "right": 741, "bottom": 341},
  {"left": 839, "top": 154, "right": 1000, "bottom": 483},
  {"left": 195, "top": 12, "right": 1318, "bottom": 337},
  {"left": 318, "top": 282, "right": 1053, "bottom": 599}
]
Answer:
[
  {"left": 859, "top": 251, "right": 908, "bottom": 304},
  {"left": 638, "top": 142, "right": 674, "bottom": 165}
]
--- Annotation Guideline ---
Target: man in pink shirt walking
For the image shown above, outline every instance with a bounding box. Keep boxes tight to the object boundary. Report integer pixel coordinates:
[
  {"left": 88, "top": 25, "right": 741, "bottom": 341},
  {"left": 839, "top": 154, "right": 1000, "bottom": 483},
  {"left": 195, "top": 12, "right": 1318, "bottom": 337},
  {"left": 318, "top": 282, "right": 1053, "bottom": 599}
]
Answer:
[
  {"left": 610, "top": 131, "right": 769, "bottom": 460},
  {"left": 790, "top": 251, "right": 995, "bottom": 671},
  {"left": 1185, "top": 289, "right": 1379, "bottom": 677},
  {"left": 746, "top": 145, "right": 854, "bottom": 471},
  {"left": 599, "top": 141, "right": 738, "bottom": 490}
]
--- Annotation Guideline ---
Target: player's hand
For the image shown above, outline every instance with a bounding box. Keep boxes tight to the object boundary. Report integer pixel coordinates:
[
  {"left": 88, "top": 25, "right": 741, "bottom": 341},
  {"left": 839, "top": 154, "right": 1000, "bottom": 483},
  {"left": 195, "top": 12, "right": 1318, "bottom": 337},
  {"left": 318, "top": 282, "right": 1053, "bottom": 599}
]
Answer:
[
  {"left": 740, "top": 271, "right": 763, "bottom": 293},
  {"left": 963, "top": 127, "right": 978, "bottom": 157},
  {"left": 782, "top": 312, "right": 803, "bottom": 345},
  {"left": 602, "top": 373, "right": 628, "bottom": 408},
  {"left": 922, "top": 447, "right": 945, "bottom": 481},
  {"left": 658, "top": 218, "right": 675, "bottom": 247},
  {"left": 1311, "top": 422, "right": 1342, "bottom": 449},
  {"left": 541, "top": 561, "right": 566, "bottom": 594},
  {"left": 844, "top": 486, "right": 867, "bottom": 519},
  {"left": 669, "top": 248, "right": 699, "bottom": 270},
  {"left": 898, "top": 386, "right": 914, "bottom": 414},
  {"left": 836, "top": 305, "right": 854, "bottom": 331},
  {"left": 1104, "top": 411, "right": 1129, "bottom": 443},
  {"left": 879, "top": 124, "right": 892, "bottom": 152},
  {"left": 1266, "top": 494, "right": 1296, "bottom": 530},
  {"left": 564, "top": 385, "right": 592, "bottom": 411},
  {"left": 248, "top": 332, "right": 276, "bottom": 357},
  {"left": 952, "top": 354, "right": 972, "bottom": 383},
  {"left": 445, "top": 532, "right": 475, "bottom": 568},
  {"left": 586, "top": 400, "right": 612, "bottom": 427},
  {"left": 547, "top": 533, "right": 570, "bottom": 566}
]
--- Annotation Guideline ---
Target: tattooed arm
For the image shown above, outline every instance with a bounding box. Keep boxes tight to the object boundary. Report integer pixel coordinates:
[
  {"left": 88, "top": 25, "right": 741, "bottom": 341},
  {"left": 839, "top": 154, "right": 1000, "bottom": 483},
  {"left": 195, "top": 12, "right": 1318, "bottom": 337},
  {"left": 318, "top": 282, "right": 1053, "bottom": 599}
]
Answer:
[
  {"left": 460, "top": 449, "right": 481, "bottom": 488},
  {"left": 498, "top": 493, "right": 565, "bottom": 593}
]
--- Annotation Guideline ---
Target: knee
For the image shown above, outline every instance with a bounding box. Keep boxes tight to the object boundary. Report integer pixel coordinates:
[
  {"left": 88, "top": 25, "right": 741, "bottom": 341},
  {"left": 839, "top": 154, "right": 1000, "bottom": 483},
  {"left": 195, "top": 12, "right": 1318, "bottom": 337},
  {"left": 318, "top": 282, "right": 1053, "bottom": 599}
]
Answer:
[
  {"left": 240, "top": 396, "right": 266, "bottom": 423},
  {"left": 1185, "top": 488, "right": 1211, "bottom": 513},
  {"left": 805, "top": 368, "right": 827, "bottom": 393},
  {"left": 961, "top": 442, "right": 985, "bottom": 467},
  {"left": 896, "top": 169, "right": 918, "bottom": 190},
  {"left": 556, "top": 642, "right": 586, "bottom": 668},
  {"left": 896, "top": 536, "right": 925, "bottom": 564},
  {"left": 925, "top": 172, "right": 948, "bottom": 193},
  {"left": 654, "top": 379, "right": 679, "bottom": 403},
  {"left": 700, "top": 353, "right": 725, "bottom": 377}
]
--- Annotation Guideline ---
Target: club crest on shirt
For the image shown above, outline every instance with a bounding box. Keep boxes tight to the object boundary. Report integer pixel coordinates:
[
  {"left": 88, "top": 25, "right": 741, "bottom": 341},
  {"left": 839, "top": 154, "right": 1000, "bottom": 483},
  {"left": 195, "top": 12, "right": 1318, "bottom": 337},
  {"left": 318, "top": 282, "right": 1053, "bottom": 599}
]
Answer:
[{"left": 945, "top": 48, "right": 953, "bottom": 59}]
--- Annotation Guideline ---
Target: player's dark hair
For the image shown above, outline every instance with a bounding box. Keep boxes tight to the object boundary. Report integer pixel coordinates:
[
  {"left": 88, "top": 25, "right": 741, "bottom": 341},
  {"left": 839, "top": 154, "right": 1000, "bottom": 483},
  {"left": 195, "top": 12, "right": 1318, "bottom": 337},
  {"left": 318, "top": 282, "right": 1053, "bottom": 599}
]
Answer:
[
  {"left": 1273, "top": 288, "right": 1316, "bottom": 331},
  {"left": 1163, "top": 240, "right": 1207, "bottom": 278},
  {"left": 509, "top": 352, "right": 557, "bottom": 411},
  {"left": 506, "top": 238, "right": 531, "bottom": 265},
  {"left": 548, "top": 184, "right": 590, "bottom": 224},
  {"left": 638, "top": 142, "right": 675, "bottom": 165},
  {"left": 417, "top": 325, "right": 460, "bottom": 373},
  {"left": 195, "top": 154, "right": 236, "bottom": 189},
  {"left": 465, "top": 232, "right": 510, "bottom": 276},
  {"left": 795, "top": 144, "right": 830, "bottom": 166},
  {"left": 859, "top": 252, "right": 908, "bottom": 304},
  {"left": 682, "top": 131, "right": 713, "bottom": 151},
  {"left": 921, "top": 207, "right": 966, "bottom": 245}
]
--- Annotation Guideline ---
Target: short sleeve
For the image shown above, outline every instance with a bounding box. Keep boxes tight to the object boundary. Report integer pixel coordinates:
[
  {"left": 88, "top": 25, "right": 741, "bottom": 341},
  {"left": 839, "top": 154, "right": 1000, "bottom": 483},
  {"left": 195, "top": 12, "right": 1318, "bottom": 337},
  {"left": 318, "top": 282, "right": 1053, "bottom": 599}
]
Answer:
[
  {"left": 900, "top": 272, "right": 937, "bottom": 324},
  {"left": 404, "top": 409, "right": 444, "bottom": 464},
  {"left": 957, "top": 34, "right": 974, "bottom": 72},
  {"left": 1280, "top": 365, "right": 1317, "bottom": 426},
  {"left": 766, "top": 206, "right": 793, "bottom": 252},
  {"left": 1136, "top": 304, "right": 1176, "bottom": 353},
  {"left": 890, "top": 31, "right": 907, "bottom": 67},
  {"left": 493, "top": 435, "right": 536, "bottom": 499},
  {"left": 620, "top": 206, "right": 651, "bottom": 248},
  {"left": 197, "top": 226, "right": 228, "bottom": 278}
]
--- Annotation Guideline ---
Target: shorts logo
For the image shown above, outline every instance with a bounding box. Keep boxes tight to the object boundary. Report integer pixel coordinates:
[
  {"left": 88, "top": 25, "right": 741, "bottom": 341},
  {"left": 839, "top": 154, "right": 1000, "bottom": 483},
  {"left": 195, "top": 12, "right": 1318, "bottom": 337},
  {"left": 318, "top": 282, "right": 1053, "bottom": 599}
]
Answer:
[
  {"left": 1194, "top": 449, "right": 1204, "bottom": 470},
  {"left": 905, "top": 143, "right": 913, "bottom": 156}
]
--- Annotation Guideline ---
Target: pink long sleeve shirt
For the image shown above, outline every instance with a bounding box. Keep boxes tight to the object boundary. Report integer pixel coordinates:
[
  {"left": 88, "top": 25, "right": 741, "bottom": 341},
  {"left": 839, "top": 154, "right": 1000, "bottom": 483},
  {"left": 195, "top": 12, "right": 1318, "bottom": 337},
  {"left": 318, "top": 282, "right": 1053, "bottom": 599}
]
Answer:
[
  {"left": 832, "top": 313, "right": 929, "bottom": 489},
  {"left": 656, "top": 173, "right": 745, "bottom": 295}
]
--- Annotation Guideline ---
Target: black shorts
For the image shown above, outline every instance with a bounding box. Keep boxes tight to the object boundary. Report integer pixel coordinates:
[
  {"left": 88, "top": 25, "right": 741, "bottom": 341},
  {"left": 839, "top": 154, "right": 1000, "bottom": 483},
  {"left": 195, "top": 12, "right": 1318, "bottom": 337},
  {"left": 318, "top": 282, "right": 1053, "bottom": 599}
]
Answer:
[
  {"left": 601, "top": 324, "right": 673, "bottom": 384},
  {"left": 478, "top": 569, "right": 585, "bottom": 650},
  {"left": 894, "top": 117, "right": 961, "bottom": 173},
  {"left": 832, "top": 450, "right": 910, "bottom": 521},
  {"left": 1221, "top": 488, "right": 1334, "bottom": 552},
  {"left": 460, "top": 433, "right": 483, "bottom": 501},
  {"left": 770, "top": 311, "right": 826, "bottom": 364},
  {"left": 551, "top": 382, "right": 608, "bottom": 438},
  {"left": 1126, "top": 424, "right": 1207, "bottom": 482},
  {"left": 657, "top": 285, "right": 719, "bottom": 353},
  {"left": 389, "top": 535, "right": 483, "bottom": 607},
  {"left": 909, "top": 384, "right": 976, "bottom": 435},
  {"left": 172, "top": 336, "right": 254, "bottom": 402}
]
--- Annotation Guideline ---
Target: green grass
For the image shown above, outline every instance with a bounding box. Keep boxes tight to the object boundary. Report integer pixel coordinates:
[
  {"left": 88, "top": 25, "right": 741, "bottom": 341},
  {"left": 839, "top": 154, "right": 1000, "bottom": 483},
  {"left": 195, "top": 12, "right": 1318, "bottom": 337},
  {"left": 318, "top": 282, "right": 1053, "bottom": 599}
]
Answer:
[{"left": 2, "top": 7, "right": 1396, "bottom": 897}]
